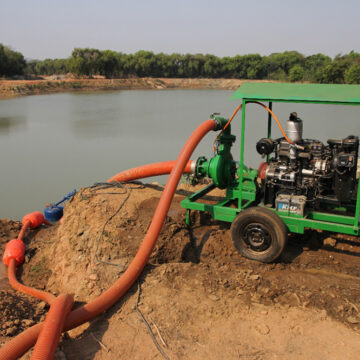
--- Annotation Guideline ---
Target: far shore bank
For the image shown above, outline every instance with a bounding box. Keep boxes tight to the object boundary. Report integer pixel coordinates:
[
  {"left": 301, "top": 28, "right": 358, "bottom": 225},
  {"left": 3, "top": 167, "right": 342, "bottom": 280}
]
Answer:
[{"left": 0, "top": 77, "right": 271, "bottom": 99}]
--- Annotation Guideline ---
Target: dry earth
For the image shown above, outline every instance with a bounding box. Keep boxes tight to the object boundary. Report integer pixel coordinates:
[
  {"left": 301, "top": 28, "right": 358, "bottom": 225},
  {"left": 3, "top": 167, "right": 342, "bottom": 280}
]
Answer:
[
  {"left": 1, "top": 183, "right": 360, "bottom": 359},
  {"left": 0, "top": 78, "right": 250, "bottom": 99}
]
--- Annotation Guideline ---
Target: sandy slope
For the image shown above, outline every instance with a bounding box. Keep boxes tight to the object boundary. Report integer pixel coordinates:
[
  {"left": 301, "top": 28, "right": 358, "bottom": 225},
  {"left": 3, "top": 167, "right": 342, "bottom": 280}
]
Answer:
[{"left": 0, "top": 183, "right": 360, "bottom": 359}]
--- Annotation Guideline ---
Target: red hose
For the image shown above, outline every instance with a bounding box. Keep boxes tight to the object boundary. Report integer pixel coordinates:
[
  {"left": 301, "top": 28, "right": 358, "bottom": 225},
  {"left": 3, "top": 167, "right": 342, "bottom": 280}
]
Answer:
[
  {"left": 4, "top": 213, "right": 55, "bottom": 304},
  {"left": 18, "top": 221, "right": 30, "bottom": 242},
  {"left": 30, "top": 294, "right": 73, "bottom": 360},
  {"left": 107, "top": 160, "right": 193, "bottom": 182},
  {"left": 0, "top": 119, "right": 216, "bottom": 360},
  {"left": 0, "top": 324, "right": 43, "bottom": 360},
  {"left": 8, "top": 259, "right": 55, "bottom": 304}
]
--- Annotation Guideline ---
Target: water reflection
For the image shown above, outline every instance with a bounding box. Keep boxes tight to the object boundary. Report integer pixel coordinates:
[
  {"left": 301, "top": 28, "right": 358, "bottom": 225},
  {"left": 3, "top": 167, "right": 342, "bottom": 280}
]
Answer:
[
  {"left": 71, "top": 109, "right": 122, "bottom": 138},
  {"left": 0, "top": 90, "right": 359, "bottom": 220},
  {"left": 0, "top": 116, "right": 26, "bottom": 135},
  {"left": 69, "top": 93, "right": 123, "bottom": 138}
]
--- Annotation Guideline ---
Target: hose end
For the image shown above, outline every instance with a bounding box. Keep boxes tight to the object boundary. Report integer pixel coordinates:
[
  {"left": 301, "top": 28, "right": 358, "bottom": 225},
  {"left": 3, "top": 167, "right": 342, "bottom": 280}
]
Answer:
[
  {"left": 213, "top": 119, "right": 225, "bottom": 131},
  {"left": 210, "top": 114, "right": 229, "bottom": 131},
  {"left": 3, "top": 238, "right": 26, "bottom": 266},
  {"left": 22, "top": 211, "right": 46, "bottom": 229},
  {"left": 190, "top": 159, "right": 198, "bottom": 174}
]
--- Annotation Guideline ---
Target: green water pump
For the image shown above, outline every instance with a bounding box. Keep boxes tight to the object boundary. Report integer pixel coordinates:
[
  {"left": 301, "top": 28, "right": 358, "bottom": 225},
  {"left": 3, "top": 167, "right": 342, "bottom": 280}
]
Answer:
[{"left": 194, "top": 115, "right": 237, "bottom": 189}]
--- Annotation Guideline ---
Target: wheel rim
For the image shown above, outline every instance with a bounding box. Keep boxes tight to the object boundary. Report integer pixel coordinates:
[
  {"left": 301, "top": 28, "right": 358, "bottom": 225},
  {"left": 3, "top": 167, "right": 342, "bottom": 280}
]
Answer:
[{"left": 241, "top": 222, "right": 272, "bottom": 252}]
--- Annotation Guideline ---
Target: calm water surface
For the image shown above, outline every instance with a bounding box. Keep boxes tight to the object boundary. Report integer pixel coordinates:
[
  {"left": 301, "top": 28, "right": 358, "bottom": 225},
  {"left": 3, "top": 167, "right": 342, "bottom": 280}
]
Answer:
[{"left": 1, "top": 89, "right": 360, "bottom": 219}]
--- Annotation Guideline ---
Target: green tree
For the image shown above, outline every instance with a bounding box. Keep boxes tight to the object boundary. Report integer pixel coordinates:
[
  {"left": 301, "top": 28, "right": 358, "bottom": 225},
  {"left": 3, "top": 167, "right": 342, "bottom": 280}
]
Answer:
[
  {"left": 118, "top": 53, "right": 135, "bottom": 76},
  {"left": 69, "top": 56, "right": 87, "bottom": 76},
  {"left": 203, "top": 54, "right": 222, "bottom": 78},
  {"left": 266, "top": 51, "right": 305, "bottom": 79},
  {"left": 0, "top": 44, "right": 26, "bottom": 76},
  {"left": 132, "top": 50, "right": 157, "bottom": 77},
  {"left": 53, "top": 59, "right": 68, "bottom": 74},
  {"left": 68, "top": 48, "right": 101, "bottom": 77},
  {"left": 289, "top": 65, "right": 305, "bottom": 82},
  {"left": 345, "top": 64, "right": 360, "bottom": 84},
  {"left": 25, "top": 60, "right": 39, "bottom": 75},
  {"left": 304, "top": 53, "right": 331, "bottom": 82},
  {"left": 318, "top": 61, "right": 348, "bottom": 83},
  {"left": 179, "top": 54, "right": 205, "bottom": 77},
  {"left": 154, "top": 53, "right": 181, "bottom": 77},
  {"left": 318, "top": 52, "right": 360, "bottom": 83},
  {"left": 98, "top": 50, "right": 120, "bottom": 78},
  {"left": 16, "top": 47, "right": 360, "bottom": 83},
  {"left": 268, "top": 68, "right": 288, "bottom": 81},
  {"left": 243, "top": 54, "right": 266, "bottom": 79},
  {"left": 228, "top": 55, "right": 246, "bottom": 78}
]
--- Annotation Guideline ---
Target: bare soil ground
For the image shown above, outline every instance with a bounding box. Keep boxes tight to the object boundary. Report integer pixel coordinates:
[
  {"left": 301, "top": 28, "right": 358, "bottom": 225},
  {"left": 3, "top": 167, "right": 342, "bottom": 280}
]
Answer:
[
  {"left": 1, "top": 183, "right": 360, "bottom": 360},
  {"left": 0, "top": 78, "right": 249, "bottom": 99}
]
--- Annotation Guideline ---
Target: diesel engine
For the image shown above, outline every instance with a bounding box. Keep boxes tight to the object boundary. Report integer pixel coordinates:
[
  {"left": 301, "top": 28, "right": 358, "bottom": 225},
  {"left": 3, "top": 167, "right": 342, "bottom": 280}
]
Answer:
[{"left": 256, "top": 112, "right": 359, "bottom": 214}]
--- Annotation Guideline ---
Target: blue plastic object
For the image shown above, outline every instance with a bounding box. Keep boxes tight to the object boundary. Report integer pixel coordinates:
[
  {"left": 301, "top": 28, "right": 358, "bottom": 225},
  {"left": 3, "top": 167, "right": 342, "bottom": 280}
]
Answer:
[
  {"left": 43, "top": 190, "right": 76, "bottom": 222},
  {"left": 44, "top": 205, "right": 64, "bottom": 222}
]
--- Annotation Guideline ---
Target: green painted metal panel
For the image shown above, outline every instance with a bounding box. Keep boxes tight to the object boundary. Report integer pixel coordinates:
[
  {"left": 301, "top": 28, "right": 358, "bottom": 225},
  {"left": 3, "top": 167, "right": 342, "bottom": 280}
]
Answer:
[
  {"left": 308, "top": 211, "right": 356, "bottom": 225},
  {"left": 181, "top": 197, "right": 238, "bottom": 222},
  {"left": 355, "top": 180, "right": 360, "bottom": 227},
  {"left": 279, "top": 215, "right": 359, "bottom": 236},
  {"left": 231, "top": 82, "right": 360, "bottom": 105}
]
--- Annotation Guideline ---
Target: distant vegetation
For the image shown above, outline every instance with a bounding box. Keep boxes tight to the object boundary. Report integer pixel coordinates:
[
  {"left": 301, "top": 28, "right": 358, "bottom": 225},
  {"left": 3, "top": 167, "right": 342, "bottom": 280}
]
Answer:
[
  {"left": 0, "top": 44, "right": 26, "bottom": 77},
  {"left": 1, "top": 44, "right": 360, "bottom": 84}
]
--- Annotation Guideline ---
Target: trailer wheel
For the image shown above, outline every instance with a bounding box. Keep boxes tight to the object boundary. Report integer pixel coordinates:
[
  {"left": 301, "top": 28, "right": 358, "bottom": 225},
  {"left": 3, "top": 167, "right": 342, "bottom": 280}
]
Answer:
[{"left": 231, "top": 207, "right": 287, "bottom": 263}]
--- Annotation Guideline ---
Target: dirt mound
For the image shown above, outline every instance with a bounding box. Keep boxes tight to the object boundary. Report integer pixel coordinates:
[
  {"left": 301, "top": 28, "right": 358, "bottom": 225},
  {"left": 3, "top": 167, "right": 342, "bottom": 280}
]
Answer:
[
  {"left": 41, "top": 183, "right": 192, "bottom": 301},
  {"left": 0, "top": 290, "right": 47, "bottom": 337},
  {"left": 1, "top": 183, "right": 360, "bottom": 359}
]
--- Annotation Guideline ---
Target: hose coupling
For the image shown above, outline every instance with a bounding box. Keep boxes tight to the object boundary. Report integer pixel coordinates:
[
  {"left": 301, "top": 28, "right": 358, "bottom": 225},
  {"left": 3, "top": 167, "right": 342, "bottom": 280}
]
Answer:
[{"left": 211, "top": 114, "right": 228, "bottom": 131}]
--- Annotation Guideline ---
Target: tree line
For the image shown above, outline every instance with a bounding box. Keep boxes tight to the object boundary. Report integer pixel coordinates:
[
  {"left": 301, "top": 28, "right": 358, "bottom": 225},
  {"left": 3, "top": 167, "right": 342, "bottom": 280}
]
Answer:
[
  {"left": 0, "top": 44, "right": 26, "bottom": 77},
  {"left": 1, "top": 44, "right": 360, "bottom": 84}
]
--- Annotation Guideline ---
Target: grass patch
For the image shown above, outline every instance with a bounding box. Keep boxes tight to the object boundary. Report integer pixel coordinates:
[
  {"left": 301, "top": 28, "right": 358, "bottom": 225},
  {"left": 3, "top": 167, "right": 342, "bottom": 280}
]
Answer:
[
  {"left": 30, "top": 257, "right": 52, "bottom": 278},
  {"left": 69, "top": 82, "right": 84, "bottom": 89}
]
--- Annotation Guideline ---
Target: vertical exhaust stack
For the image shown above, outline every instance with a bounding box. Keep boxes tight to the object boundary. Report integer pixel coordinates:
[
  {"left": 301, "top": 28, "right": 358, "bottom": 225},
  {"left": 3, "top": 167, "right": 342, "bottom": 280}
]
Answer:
[{"left": 285, "top": 112, "right": 303, "bottom": 143}]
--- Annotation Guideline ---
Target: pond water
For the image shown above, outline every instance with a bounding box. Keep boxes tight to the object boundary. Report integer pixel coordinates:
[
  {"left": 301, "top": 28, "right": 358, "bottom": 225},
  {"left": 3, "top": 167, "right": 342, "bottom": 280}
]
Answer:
[{"left": 1, "top": 89, "right": 359, "bottom": 219}]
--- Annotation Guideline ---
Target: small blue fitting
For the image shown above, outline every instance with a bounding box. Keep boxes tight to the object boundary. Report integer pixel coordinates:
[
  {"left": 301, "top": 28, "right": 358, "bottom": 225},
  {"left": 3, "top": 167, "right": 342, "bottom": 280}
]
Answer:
[
  {"left": 43, "top": 190, "right": 76, "bottom": 223},
  {"left": 44, "top": 206, "right": 64, "bottom": 222}
]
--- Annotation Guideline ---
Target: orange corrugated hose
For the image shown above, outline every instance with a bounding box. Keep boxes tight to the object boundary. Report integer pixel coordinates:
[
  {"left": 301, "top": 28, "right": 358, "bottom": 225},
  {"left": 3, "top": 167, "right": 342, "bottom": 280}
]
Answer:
[
  {"left": 30, "top": 294, "right": 74, "bottom": 360},
  {"left": 5, "top": 214, "right": 56, "bottom": 305},
  {"left": 3, "top": 214, "right": 59, "bottom": 359},
  {"left": 107, "top": 160, "right": 193, "bottom": 183},
  {"left": 0, "top": 119, "right": 216, "bottom": 360},
  {"left": 17, "top": 220, "right": 30, "bottom": 242},
  {"left": 8, "top": 259, "right": 55, "bottom": 304}
]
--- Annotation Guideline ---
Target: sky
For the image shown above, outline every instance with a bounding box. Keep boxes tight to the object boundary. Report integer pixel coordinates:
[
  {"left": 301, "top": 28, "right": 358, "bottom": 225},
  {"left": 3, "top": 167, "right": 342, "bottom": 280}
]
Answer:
[{"left": 1, "top": 0, "right": 359, "bottom": 60}]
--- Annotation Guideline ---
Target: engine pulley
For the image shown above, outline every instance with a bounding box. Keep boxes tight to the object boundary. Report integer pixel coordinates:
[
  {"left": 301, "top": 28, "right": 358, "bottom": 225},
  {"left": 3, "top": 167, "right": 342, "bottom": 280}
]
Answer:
[{"left": 256, "top": 138, "right": 275, "bottom": 155}]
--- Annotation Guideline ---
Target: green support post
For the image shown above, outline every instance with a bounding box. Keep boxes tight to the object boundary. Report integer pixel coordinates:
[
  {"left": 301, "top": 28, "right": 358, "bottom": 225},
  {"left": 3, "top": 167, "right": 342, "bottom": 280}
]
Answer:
[
  {"left": 266, "top": 102, "right": 272, "bottom": 163},
  {"left": 238, "top": 99, "right": 247, "bottom": 209},
  {"left": 267, "top": 102, "right": 272, "bottom": 138}
]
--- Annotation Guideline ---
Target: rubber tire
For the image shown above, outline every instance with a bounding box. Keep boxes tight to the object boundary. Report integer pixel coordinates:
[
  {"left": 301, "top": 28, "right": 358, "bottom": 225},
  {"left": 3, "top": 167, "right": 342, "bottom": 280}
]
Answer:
[{"left": 230, "top": 207, "right": 287, "bottom": 263}]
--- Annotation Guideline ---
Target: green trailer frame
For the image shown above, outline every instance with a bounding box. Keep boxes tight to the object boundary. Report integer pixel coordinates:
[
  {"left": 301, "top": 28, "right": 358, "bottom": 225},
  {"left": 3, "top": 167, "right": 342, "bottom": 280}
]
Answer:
[{"left": 181, "top": 82, "right": 360, "bottom": 236}]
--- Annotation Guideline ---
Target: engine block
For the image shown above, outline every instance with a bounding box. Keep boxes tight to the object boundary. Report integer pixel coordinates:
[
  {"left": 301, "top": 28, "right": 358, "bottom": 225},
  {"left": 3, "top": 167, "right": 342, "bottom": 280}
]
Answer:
[{"left": 256, "top": 114, "right": 359, "bottom": 211}]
